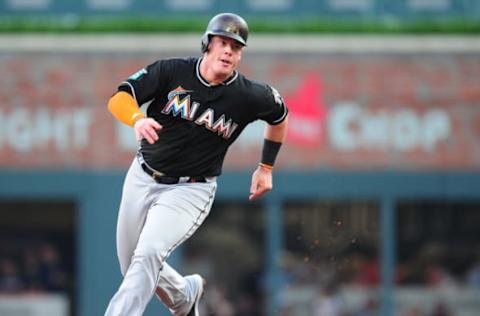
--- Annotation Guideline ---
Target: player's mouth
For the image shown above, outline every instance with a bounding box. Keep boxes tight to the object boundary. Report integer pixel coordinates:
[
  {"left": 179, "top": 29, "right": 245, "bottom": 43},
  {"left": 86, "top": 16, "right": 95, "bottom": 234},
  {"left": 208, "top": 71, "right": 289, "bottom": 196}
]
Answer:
[{"left": 219, "top": 59, "right": 232, "bottom": 67}]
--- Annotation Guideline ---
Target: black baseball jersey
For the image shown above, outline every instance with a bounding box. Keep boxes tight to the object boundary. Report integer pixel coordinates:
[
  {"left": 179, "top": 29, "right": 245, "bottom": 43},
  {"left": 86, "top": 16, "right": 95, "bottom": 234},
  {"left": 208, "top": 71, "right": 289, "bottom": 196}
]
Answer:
[{"left": 118, "top": 57, "right": 288, "bottom": 177}]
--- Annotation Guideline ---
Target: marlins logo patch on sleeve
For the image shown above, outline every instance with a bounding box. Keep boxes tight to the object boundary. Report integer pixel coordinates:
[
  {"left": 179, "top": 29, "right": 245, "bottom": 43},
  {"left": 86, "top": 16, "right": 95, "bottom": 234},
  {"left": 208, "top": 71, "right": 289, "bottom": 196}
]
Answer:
[{"left": 270, "top": 86, "right": 284, "bottom": 106}]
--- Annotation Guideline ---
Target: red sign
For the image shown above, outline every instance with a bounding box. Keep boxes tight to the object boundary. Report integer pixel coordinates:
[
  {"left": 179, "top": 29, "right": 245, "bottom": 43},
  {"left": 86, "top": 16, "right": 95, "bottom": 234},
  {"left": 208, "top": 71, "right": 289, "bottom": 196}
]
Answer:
[{"left": 284, "top": 73, "right": 328, "bottom": 146}]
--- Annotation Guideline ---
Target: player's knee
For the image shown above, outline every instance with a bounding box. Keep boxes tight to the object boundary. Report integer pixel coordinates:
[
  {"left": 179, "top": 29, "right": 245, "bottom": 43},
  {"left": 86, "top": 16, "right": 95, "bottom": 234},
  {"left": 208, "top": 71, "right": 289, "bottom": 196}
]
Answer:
[{"left": 135, "top": 243, "right": 167, "bottom": 263}]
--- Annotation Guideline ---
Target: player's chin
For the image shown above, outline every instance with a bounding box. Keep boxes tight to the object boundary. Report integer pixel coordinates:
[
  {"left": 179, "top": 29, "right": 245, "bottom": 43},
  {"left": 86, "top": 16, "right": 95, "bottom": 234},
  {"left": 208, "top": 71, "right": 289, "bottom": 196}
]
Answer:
[
  {"left": 216, "top": 62, "right": 234, "bottom": 74},
  {"left": 216, "top": 66, "right": 232, "bottom": 76}
]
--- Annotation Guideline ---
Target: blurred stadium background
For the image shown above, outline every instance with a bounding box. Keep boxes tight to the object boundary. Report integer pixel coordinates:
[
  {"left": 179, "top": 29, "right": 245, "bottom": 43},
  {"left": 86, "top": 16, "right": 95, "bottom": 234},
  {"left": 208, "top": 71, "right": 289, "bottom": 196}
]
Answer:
[{"left": 1, "top": 0, "right": 480, "bottom": 316}]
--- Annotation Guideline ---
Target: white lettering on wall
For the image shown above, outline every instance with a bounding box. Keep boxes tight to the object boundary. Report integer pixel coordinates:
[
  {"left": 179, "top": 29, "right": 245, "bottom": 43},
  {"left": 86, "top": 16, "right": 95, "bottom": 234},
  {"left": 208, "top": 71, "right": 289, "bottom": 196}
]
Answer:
[
  {"left": 328, "top": 103, "right": 451, "bottom": 152},
  {"left": 329, "top": 103, "right": 359, "bottom": 150},
  {"left": 0, "top": 107, "right": 93, "bottom": 152}
]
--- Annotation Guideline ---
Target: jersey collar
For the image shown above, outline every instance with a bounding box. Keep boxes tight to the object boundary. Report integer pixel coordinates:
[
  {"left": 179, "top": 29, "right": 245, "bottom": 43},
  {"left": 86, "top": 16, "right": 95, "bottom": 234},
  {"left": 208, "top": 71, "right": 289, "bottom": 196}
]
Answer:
[{"left": 196, "top": 57, "right": 238, "bottom": 87}]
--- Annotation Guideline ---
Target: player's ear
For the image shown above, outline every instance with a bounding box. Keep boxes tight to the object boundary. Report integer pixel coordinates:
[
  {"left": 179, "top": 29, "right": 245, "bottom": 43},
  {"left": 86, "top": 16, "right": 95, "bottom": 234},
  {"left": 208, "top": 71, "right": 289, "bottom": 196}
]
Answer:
[
  {"left": 206, "top": 43, "right": 211, "bottom": 52},
  {"left": 203, "top": 44, "right": 212, "bottom": 54}
]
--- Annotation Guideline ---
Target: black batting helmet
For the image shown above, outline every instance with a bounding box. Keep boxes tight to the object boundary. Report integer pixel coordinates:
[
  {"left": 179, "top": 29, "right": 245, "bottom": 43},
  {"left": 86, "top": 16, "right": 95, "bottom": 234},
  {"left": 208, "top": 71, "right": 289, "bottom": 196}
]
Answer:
[{"left": 201, "top": 13, "right": 249, "bottom": 53}]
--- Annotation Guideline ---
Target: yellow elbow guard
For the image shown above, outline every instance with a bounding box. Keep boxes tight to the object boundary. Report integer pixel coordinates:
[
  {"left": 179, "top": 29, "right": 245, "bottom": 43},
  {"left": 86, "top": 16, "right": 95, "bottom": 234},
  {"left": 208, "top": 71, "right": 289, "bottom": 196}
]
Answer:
[{"left": 108, "top": 91, "right": 145, "bottom": 127}]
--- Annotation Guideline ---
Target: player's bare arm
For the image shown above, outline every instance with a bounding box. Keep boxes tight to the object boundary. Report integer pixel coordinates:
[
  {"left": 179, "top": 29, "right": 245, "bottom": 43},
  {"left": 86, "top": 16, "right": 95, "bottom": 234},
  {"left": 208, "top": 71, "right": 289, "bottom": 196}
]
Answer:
[{"left": 249, "top": 116, "right": 289, "bottom": 201}]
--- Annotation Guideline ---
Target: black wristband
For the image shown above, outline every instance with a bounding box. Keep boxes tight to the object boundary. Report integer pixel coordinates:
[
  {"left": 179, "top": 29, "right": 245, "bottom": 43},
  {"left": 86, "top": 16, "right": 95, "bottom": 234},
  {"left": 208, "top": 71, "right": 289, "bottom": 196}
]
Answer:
[{"left": 261, "top": 139, "right": 282, "bottom": 166}]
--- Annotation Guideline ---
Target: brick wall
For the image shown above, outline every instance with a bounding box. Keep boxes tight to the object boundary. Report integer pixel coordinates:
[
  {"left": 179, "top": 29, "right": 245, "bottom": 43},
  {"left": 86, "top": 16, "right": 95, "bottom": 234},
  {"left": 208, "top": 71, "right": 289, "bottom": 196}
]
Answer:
[{"left": 1, "top": 51, "right": 479, "bottom": 170}]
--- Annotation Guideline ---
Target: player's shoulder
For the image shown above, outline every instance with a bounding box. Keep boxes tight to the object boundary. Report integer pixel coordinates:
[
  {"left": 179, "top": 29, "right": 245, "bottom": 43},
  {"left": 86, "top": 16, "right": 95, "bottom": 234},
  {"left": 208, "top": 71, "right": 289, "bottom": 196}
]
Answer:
[
  {"left": 237, "top": 73, "right": 280, "bottom": 100},
  {"left": 237, "top": 73, "right": 270, "bottom": 93},
  {"left": 141, "top": 57, "right": 197, "bottom": 79}
]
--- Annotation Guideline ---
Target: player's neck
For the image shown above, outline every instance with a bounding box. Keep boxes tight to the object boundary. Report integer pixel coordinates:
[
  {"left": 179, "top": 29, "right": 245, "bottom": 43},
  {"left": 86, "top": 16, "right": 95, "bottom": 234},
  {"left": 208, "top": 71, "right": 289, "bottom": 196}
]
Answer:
[{"left": 199, "top": 57, "right": 234, "bottom": 86}]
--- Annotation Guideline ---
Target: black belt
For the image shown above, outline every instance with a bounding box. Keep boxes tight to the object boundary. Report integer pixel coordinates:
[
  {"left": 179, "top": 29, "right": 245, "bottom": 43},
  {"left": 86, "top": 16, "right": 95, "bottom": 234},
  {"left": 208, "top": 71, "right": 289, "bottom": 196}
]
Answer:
[{"left": 140, "top": 162, "right": 206, "bottom": 184}]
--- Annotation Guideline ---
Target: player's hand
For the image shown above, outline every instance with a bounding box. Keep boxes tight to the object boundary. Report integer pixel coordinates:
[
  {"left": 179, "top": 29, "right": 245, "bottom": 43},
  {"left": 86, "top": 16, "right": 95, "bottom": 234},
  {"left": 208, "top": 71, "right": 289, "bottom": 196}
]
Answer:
[
  {"left": 249, "top": 165, "right": 273, "bottom": 201},
  {"left": 134, "top": 118, "right": 162, "bottom": 144}
]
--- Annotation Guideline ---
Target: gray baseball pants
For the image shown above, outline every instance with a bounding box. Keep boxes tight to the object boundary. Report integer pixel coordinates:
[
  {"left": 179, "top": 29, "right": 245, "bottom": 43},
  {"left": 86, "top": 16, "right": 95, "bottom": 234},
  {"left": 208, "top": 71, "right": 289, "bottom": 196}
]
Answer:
[{"left": 104, "top": 157, "right": 217, "bottom": 316}]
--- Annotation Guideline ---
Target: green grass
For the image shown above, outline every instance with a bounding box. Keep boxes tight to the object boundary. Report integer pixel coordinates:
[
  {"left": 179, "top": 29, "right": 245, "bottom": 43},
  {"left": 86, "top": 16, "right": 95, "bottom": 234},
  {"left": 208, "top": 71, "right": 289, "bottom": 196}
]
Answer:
[{"left": 0, "top": 17, "right": 479, "bottom": 34}]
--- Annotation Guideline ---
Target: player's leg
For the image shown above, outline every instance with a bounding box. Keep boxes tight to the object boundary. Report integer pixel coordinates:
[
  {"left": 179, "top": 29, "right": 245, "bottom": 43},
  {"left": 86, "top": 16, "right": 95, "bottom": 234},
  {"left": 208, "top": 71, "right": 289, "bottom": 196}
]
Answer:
[
  {"left": 105, "top": 180, "right": 216, "bottom": 316},
  {"left": 154, "top": 262, "right": 205, "bottom": 313},
  {"left": 146, "top": 183, "right": 216, "bottom": 315},
  {"left": 115, "top": 157, "right": 155, "bottom": 276},
  {"left": 104, "top": 157, "right": 157, "bottom": 315}
]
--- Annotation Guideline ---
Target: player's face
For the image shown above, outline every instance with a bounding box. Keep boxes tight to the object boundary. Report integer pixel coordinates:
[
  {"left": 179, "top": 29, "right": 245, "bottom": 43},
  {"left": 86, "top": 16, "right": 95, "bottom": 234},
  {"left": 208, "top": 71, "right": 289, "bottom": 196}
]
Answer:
[{"left": 206, "top": 36, "right": 244, "bottom": 77}]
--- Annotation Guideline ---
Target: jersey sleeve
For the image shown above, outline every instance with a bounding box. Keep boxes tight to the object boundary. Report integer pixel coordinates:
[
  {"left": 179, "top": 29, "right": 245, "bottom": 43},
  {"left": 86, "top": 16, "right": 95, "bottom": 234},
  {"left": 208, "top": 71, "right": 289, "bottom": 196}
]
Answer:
[
  {"left": 255, "top": 84, "right": 289, "bottom": 125},
  {"left": 118, "top": 59, "right": 171, "bottom": 106}
]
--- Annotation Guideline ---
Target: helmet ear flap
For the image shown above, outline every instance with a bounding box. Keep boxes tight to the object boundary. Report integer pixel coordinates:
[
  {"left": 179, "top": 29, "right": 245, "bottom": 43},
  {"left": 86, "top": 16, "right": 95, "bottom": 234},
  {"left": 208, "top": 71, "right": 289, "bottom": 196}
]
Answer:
[{"left": 201, "top": 34, "right": 210, "bottom": 53}]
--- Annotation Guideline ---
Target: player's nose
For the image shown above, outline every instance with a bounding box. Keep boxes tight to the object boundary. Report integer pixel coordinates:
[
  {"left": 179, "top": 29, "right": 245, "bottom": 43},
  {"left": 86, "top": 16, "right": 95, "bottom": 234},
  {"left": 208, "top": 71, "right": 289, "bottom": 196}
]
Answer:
[{"left": 223, "top": 44, "right": 233, "bottom": 54}]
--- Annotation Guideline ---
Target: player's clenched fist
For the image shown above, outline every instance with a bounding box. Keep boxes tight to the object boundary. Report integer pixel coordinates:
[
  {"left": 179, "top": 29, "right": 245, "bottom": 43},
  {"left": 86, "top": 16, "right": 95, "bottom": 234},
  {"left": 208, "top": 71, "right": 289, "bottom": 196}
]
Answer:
[{"left": 134, "top": 118, "right": 162, "bottom": 144}]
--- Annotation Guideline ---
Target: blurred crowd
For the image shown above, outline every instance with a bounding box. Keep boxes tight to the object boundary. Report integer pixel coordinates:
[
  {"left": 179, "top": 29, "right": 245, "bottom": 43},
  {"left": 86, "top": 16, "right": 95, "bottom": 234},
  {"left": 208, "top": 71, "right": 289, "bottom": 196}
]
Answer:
[
  {"left": 0, "top": 239, "right": 71, "bottom": 294},
  {"left": 277, "top": 242, "right": 480, "bottom": 316},
  {"left": 179, "top": 246, "right": 479, "bottom": 316},
  {"left": 3, "top": 237, "right": 478, "bottom": 316},
  {"left": 3, "top": 231, "right": 479, "bottom": 316},
  {"left": 184, "top": 240, "right": 480, "bottom": 316}
]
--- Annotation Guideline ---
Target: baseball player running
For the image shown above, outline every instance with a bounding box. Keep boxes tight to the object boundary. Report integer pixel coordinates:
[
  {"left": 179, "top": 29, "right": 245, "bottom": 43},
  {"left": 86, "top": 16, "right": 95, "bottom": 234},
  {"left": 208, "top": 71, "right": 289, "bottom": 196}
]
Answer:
[{"left": 104, "top": 13, "right": 288, "bottom": 316}]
